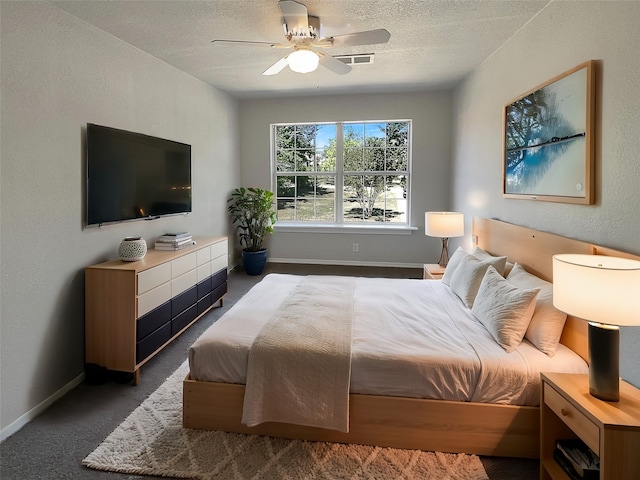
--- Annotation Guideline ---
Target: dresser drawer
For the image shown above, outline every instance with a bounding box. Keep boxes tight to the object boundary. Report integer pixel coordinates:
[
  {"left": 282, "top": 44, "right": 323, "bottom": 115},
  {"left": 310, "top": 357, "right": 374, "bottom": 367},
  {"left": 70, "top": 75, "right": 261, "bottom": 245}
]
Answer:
[
  {"left": 171, "top": 269, "right": 198, "bottom": 297},
  {"left": 136, "top": 301, "right": 171, "bottom": 341},
  {"left": 137, "top": 281, "right": 172, "bottom": 318},
  {"left": 211, "top": 255, "right": 227, "bottom": 274},
  {"left": 197, "top": 263, "right": 212, "bottom": 283},
  {"left": 211, "top": 240, "right": 227, "bottom": 260},
  {"left": 136, "top": 322, "right": 171, "bottom": 364},
  {"left": 544, "top": 383, "right": 600, "bottom": 454},
  {"left": 196, "top": 246, "right": 211, "bottom": 266},
  {"left": 172, "top": 304, "right": 198, "bottom": 336},
  {"left": 137, "top": 263, "right": 171, "bottom": 295},
  {"left": 171, "top": 285, "right": 197, "bottom": 318},
  {"left": 171, "top": 252, "right": 197, "bottom": 278}
]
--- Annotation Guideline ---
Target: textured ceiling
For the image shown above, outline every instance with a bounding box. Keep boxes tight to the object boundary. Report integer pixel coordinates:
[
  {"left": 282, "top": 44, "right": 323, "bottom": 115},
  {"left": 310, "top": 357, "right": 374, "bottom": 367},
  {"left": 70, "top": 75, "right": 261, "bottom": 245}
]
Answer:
[{"left": 52, "top": 0, "right": 551, "bottom": 99}]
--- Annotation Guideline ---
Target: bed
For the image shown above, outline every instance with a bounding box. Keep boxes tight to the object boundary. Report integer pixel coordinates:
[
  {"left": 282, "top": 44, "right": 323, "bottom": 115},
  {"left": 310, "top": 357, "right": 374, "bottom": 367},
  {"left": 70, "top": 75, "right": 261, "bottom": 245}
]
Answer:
[{"left": 183, "top": 217, "right": 637, "bottom": 458}]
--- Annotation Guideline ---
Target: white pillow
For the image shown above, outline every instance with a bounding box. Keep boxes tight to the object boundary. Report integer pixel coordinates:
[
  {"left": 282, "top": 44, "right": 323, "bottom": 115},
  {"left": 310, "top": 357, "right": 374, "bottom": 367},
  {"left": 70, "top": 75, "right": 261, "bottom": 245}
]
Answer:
[
  {"left": 472, "top": 247, "right": 508, "bottom": 276},
  {"left": 472, "top": 266, "right": 540, "bottom": 353},
  {"left": 449, "top": 253, "right": 495, "bottom": 308},
  {"left": 441, "top": 247, "right": 466, "bottom": 286},
  {"left": 507, "top": 263, "right": 567, "bottom": 356}
]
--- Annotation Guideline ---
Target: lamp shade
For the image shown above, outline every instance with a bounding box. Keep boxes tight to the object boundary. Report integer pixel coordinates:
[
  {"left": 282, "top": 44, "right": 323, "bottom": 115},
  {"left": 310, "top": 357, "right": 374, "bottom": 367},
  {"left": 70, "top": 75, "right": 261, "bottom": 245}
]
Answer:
[
  {"left": 553, "top": 254, "right": 640, "bottom": 327},
  {"left": 425, "top": 212, "right": 464, "bottom": 238},
  {"left": 288, "top": 49, "right": 319, "bottom": 73}
]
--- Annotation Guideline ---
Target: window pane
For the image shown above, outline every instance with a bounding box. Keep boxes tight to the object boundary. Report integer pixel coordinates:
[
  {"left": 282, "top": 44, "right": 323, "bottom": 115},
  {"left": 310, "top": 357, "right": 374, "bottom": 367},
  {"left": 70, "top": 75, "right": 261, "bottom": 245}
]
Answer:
[
  {"left": 277, "top": 198, "right": 295, "bottom": 221},
  {"left": 383, "top": 175, "right": 407, "bottom": 223},
  {"left": 316, "top": 175, "right": 335, "bottom": 221},
  {"left": 277, "top": 176, "right": 295, "bottom": 197},
  {"left": 343, "top": 175, "right": 365, "bottom": 222},
  {"left": 277, "top": 150, "right": 295, "bottom": 172},
  {"left": 316, "top": 149, "right": 334, "bottom": 172},
  {"left": 295, "top": 150, "right": 314, "bottom": 171},
  {"left": 386, "top": 122, "right": 408, "bottom": 147},
  {"left": 276, "top": 125, "right": 295, "bottom": 149},
  {"left": 365, "top": 123, "right": 385, "bottom": 147},
  {"left": 316, "top": 124, "right": 336, "bottom": 149},
  {"left": 344, "top": 146, "right": 362, "bottom": 171},
  {"left": 364, "top": 147, "right": 385, "bottom": 171},
  {"left": 344, "top": 123, "right": 364, "bottom": 146},
  {"left": 295, "top": 125, "right": 317, "bottom": 149},
  {"left": 385, "top": 147, "right": 408, "bottom": 171}
]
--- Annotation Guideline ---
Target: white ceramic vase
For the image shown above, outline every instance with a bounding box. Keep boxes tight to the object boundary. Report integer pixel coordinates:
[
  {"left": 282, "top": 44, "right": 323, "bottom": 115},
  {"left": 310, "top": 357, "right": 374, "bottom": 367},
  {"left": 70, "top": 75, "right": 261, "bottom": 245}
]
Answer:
[{"left": 118, "top": 236, "right": 147, "bottom": 261}]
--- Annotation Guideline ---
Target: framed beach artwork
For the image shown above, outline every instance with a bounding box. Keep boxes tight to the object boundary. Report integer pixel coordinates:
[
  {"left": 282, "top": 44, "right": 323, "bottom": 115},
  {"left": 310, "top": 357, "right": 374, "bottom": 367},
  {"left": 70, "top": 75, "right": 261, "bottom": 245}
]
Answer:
[{"left": 502, "top": 60, "right": 595, "bottom": 204}]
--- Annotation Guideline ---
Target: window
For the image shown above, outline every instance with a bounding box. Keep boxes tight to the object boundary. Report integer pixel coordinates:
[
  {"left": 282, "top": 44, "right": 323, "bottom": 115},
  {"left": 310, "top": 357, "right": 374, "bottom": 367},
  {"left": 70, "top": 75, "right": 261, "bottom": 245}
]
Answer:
[{"left": 273, "top": 121, "right": 411, "bottom": 226}]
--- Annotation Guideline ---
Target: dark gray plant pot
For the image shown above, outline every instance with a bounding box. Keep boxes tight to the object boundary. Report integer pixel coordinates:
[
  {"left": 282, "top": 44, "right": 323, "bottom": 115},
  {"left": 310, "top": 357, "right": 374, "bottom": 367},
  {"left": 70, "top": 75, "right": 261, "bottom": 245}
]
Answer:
[{"left": 242, "top": 249, "right": 268, "bottom": 276}]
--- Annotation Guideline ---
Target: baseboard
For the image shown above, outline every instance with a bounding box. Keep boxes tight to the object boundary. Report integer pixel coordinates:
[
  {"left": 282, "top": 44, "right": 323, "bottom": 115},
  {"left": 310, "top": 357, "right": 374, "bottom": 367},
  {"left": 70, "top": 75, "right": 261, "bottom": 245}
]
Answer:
[
  {"left": 267, "top": 257, "right": 423, "bottom": 269},
  {"left": 0, "top": 372, "right": 85, "bottom": 443}
]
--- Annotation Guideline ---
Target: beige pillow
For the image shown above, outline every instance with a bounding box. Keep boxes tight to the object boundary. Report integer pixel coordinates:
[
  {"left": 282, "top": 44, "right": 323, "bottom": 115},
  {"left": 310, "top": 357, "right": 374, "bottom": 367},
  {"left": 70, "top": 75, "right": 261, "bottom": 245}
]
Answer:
[
  {"left": 472, "top": 247, "right": 508, "bottom": 276},
  {"left": 441, "top": 247, "right": 466, "bottom": 286},
  {"left": 449, "top": 253, "right": 494, "bottom": 308},
  {"left": 507, "top": 263, "right": 567, "bottom": 356},
  {"left": 472, "top": 266, "right": 540, "bottom": 353}
]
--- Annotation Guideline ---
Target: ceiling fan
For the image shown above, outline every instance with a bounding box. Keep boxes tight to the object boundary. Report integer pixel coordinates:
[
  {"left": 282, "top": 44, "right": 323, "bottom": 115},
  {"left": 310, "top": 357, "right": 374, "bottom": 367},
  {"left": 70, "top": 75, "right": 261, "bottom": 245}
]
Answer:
[{"left": 212, "top": 0, "right": 391, "bottom": 76}]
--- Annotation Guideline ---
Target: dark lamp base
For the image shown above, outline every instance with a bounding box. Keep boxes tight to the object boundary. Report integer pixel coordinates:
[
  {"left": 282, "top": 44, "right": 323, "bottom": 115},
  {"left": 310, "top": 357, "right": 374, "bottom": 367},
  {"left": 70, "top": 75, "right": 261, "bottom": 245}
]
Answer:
[
  {"left": 588, "top": 322, "right": 620, "bottom": 402},
  {"left": 438, "top": 237, "right": 450, "bottom": 267}
]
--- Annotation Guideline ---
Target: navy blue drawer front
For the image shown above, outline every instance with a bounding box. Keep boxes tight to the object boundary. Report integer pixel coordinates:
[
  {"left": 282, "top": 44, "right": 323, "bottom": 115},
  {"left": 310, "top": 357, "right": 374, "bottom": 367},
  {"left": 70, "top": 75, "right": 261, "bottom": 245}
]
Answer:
[
  {"left": 136, "top": 322, "right": 171, "bottom": 364},
  {"left": 136, "top": 301, "right": 171, "bottom": 342},
  {"left": 172, "top": 304, "right": 198, "bottom": 336},
  {"left": 197, "top": 277, "right": 213, "bottom": 300},
  {"left": 171, "top": 285, "right": 197, "bottom": 318},
  {"left": 211, "top": 268, "right": 227, "bottom": 289},
  {"left": 197, "top": 292, "right": 213, "bottom": 315},
  {"left": 211, "top": 281, "right": 227, "bottom": 304}
]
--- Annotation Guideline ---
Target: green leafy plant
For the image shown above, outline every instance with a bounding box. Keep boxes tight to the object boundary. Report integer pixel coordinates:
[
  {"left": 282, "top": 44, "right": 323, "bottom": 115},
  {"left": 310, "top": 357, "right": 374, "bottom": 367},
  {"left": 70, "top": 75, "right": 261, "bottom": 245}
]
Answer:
[{"left": 227, "top": 187, "right": 277, "bottom": 252}]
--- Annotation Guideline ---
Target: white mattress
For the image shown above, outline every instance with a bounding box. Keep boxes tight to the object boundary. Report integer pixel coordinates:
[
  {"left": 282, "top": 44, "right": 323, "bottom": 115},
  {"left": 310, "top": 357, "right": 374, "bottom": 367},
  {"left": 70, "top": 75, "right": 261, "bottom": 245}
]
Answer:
[{"left": 189, "top": 274, "right": 588, "bottom": 406}]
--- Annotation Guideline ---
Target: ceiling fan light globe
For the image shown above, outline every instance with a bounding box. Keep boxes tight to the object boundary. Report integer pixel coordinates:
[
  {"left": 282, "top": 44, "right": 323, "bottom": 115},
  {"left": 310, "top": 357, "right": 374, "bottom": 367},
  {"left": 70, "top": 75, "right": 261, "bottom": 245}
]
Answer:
[{"left": 288, "top": 49, "right": 319, "bottom": 73}]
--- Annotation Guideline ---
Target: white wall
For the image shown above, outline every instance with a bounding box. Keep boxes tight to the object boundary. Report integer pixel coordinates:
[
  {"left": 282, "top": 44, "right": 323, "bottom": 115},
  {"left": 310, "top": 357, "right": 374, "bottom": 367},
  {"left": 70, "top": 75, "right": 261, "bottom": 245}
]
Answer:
[
  {"left": 238, "top": 91, "right": 453, "bottom": 266},
  {"left": 0, "top": 1, "right": 239, "bottom": 435},
  {"left": 451, "top": 1, "right": 640, "bottom": 386}
]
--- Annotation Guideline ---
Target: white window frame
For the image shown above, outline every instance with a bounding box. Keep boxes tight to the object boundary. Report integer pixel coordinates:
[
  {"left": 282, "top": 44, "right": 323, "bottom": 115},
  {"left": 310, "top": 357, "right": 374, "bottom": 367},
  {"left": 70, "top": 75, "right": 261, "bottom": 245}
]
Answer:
[{"left": 271, "top": 120, "right": 415, "bottom": 234}]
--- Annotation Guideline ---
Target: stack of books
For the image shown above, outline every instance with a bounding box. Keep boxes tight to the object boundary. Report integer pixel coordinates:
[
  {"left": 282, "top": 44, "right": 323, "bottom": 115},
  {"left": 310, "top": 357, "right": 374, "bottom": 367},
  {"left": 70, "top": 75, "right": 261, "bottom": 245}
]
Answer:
[
  {"left": 154, "top": 232, "right": 194, "bottom": 251},
  {"left": 553, "top": 439, "right": 600, "bottom": 480}
]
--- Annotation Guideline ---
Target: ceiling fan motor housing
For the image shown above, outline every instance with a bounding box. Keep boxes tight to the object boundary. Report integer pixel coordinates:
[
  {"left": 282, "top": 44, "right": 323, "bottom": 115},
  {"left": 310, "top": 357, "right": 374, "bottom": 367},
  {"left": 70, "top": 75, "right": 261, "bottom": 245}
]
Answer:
[{"left": 283, "top": 15, "right": 321, "bottom": 41}]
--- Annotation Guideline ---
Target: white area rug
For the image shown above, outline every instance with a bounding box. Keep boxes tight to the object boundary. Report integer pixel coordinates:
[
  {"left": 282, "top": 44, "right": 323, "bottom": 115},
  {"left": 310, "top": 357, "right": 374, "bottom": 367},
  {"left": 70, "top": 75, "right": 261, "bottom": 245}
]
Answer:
[{"left": 83, "top": 362, "right": 488, "bottom": 479}]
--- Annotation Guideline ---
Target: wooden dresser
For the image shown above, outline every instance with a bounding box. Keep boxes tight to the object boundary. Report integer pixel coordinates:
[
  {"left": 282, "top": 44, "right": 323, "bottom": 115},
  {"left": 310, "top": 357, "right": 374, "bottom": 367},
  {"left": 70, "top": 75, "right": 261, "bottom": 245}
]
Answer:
[{"left": 85, "top": 237, "right": 228, "bottom": 384}]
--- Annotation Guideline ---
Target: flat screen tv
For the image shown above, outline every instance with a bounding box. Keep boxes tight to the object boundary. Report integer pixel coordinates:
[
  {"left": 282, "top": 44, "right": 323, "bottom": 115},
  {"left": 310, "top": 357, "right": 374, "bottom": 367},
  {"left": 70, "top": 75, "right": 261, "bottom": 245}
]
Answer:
[{"left": 86, "top": 123, "right": 192, "bottom": 227}]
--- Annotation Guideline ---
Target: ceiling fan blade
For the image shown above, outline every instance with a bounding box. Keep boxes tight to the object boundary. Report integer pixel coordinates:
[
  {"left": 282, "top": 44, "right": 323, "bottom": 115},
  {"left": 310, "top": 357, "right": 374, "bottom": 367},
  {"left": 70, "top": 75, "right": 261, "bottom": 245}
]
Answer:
[
  {"left": 212, "top": 39, "right": 288, "bottom": 48},
  {"left": 318, "top": 54, "right": 352, "bottom": 75},
  {"left": 330, "top": 29, "right": 391, "bottom": 48},
  {"left": 279, "top": 0, "right": 310, "bottom": 37},
  {"left": 263, "top": 56, "right": 290, "bottom": 76}
]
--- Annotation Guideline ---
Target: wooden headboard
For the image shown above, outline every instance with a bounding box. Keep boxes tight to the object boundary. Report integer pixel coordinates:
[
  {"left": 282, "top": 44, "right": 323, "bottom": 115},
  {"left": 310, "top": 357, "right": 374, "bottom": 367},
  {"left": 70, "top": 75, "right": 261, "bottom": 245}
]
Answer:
[{"left": 472, "top": 217, "right": 640, "bottom": 364}]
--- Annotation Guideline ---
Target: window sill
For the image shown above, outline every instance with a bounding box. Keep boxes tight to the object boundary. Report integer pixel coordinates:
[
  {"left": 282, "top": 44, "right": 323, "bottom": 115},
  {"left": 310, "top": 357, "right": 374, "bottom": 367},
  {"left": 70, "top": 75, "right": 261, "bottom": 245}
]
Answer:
[{"left": 274, "top": 223, "right": 418, "bottom": 235}]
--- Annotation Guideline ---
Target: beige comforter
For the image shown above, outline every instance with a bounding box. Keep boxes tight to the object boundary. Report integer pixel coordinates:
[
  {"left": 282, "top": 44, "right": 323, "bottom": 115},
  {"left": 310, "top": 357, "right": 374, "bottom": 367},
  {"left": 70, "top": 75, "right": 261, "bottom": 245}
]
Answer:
[{"left": 241, "top": 276, "right": 355, "bottom": 432}]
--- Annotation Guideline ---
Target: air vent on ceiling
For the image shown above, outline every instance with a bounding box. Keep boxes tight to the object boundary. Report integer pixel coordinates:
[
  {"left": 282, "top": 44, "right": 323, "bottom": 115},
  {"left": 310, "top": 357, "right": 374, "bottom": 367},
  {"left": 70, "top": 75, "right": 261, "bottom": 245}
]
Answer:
[{"left": 333, "top": 53, "right": 375, "bottom": 65}]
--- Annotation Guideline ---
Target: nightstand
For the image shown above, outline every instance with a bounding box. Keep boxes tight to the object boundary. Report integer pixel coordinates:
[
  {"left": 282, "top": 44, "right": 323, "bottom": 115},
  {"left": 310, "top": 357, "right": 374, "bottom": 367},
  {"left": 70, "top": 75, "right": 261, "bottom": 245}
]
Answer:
[
  {"left": 540, "top": 372, "right": 640, "bottom": 480},
  {"left": 423, "top": 263, "right": 446, "bottom": 280}
]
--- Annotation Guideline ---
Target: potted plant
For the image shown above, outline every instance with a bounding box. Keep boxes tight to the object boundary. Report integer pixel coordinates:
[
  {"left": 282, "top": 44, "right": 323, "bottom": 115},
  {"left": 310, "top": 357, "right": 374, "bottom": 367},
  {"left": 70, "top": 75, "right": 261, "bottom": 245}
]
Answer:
[{"left": 227, "top": 187, "right": 277, "bottom": 275}]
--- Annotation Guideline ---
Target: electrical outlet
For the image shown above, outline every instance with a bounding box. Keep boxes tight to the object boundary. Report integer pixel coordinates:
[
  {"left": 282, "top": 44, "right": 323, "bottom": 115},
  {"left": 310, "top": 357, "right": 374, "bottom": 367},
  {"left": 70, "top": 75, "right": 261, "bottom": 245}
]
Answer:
[{"left": 352, "top": 243, "right": 359, "bottom": 252}]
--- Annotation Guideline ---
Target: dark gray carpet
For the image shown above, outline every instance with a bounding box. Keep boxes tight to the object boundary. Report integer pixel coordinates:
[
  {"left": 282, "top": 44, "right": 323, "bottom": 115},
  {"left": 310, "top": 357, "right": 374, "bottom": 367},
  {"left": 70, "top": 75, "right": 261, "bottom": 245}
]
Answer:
[{"left": 0, "top": 264, "right": 538, "bottom": 479}]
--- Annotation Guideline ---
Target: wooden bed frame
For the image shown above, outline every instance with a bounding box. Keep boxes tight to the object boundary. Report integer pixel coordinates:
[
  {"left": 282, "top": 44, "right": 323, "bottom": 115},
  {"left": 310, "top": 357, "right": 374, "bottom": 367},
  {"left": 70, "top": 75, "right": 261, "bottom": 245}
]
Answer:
[{"left": 183, "top": 217, "right": 637, "bottom": 458}]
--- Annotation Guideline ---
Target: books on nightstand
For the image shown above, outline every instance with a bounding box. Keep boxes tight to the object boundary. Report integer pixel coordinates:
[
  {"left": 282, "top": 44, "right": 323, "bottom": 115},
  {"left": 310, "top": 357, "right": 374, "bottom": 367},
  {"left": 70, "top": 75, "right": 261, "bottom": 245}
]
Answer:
[
  {"left": 155, "top": 232, "right": 194, "bottom": 250},
  {"left": 554, "top": 439, "right": 600, "bottom": 480}
]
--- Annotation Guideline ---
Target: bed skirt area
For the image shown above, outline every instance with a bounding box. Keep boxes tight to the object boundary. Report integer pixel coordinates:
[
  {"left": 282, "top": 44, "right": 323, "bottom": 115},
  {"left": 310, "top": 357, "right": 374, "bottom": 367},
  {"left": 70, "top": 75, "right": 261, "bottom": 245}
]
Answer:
[{"left": 182, "top": 375, "right": 540, "bottom": 459}]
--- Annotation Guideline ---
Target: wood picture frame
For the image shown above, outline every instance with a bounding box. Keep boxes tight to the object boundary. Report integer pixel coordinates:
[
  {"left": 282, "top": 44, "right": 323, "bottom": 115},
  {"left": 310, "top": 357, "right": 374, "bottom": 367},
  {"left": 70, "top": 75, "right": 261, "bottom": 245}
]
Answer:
[{"left": 502, "top": 60, "right": 595, "bottom": 204}]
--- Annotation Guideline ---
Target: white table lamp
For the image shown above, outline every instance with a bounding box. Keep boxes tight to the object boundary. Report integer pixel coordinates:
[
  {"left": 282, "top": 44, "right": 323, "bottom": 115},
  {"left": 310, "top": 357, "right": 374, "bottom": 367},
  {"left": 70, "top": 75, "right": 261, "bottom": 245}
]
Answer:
[
  {"left": 425, "top": 212, "right": 464, "bottom": 267},
  {"left": 553, "top": 254, "right": 640, "bottom": 401}
]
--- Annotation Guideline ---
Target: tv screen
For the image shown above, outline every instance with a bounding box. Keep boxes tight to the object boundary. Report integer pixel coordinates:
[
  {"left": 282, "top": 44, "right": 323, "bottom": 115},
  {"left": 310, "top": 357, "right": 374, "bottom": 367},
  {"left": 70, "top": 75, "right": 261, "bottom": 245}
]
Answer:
[{"left": 86, "top": 123, "right": 192, "bottom": 227}]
